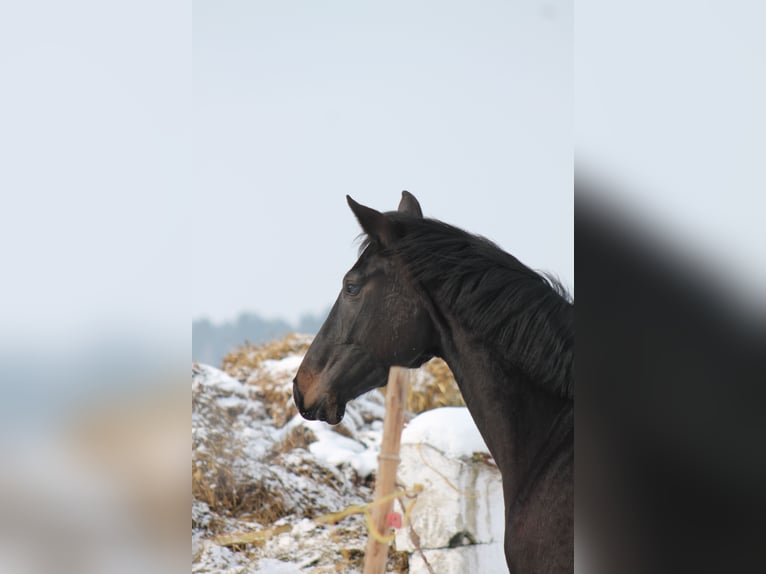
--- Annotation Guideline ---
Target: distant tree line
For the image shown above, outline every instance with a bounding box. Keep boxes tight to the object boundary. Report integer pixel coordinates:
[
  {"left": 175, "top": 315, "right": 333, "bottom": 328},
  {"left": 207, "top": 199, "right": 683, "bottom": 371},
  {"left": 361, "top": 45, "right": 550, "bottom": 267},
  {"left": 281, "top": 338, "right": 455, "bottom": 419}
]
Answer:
[{"left": 192, "top": 310, "right": 328, "bottom": 366}]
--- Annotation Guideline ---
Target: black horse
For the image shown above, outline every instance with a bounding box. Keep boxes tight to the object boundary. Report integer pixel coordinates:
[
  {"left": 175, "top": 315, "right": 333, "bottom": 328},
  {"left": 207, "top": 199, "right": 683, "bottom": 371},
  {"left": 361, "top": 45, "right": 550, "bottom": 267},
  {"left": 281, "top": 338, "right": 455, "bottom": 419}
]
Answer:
[{"left": 294, "top": 192, "right": 573, "bottom": 573}]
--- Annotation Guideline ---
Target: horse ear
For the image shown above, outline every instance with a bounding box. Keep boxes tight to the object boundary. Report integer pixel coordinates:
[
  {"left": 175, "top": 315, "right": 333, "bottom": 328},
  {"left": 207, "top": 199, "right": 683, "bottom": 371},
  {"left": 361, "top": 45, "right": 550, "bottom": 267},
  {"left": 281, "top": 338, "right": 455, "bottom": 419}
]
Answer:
[
  {"left": 347, "top": 195, "right": 395, "bottom": 246},
  {"left": 398, "top": 190, "right": 423, "bottom": 218}
]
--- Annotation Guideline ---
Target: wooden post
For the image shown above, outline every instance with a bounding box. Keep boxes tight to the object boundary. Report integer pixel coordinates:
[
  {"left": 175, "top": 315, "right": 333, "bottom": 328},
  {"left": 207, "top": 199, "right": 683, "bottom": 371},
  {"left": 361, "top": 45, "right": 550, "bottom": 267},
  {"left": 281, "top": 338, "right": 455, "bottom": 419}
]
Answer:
[{"left": 363, "top": 366, "right": 409, "bottom": 574}]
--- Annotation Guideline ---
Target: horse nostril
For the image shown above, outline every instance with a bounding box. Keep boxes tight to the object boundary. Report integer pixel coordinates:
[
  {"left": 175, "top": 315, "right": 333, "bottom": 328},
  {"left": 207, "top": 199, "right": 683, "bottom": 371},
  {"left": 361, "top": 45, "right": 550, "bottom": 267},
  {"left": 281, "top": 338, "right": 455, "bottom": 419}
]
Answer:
[
  {"left": 292, "top": 381, "right": 304, "bottom": 411},
  {"left": 293, "top": 380, "right": 319, "bottom": 419}
]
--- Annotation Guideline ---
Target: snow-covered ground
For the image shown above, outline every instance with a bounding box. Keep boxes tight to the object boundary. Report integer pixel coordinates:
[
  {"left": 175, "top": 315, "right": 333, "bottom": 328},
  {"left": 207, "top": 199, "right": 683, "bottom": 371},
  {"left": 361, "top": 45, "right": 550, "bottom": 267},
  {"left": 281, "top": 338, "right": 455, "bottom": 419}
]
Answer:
[{"left": 192, "top": 336, "right": 506, "bottom": 573}]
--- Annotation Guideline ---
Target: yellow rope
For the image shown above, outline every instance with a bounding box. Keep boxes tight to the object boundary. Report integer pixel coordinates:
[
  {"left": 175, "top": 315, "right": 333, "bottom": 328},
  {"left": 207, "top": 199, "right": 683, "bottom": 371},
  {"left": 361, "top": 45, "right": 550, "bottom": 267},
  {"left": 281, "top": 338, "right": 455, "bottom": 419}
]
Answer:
[
  {"left": 214, "top": 484, "right": 424, "bottom": 548},
  {"left": 213, "top": 523, "right": 292, "bottom": 546},
  {"left": 362, "top": 494, "right": 420, "bottom": 544},
  {"left": 315, "top": 483, "right": 423, "bottom": 526}
]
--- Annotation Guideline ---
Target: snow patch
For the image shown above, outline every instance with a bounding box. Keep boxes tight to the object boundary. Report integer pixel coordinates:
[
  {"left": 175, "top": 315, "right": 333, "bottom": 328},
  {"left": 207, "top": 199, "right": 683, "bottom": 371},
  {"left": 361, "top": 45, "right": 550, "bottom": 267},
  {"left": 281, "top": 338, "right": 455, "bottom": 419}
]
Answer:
[
  {"left": 259, "top": 355, "right": 304, "bottom": 379},
  {"left": 401, "top": 406, "right": 490, "bottom": 458},
  {"left": 254, "top": 558, "right": 303, "bottom": 573},
  {"left": 192, "top": 363, "right": 248, "bottom": 396}
]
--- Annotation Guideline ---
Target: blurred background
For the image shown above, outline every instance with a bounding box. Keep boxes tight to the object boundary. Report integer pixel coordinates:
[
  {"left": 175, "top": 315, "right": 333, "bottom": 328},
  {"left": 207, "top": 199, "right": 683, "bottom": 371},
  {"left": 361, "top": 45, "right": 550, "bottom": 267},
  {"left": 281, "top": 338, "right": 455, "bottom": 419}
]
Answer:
[
  {"left": 575, "top": 2, "right": 765, "bottom": 572},
  {"left": 1, "top": 2, "right": 191, "bottom": 573}
]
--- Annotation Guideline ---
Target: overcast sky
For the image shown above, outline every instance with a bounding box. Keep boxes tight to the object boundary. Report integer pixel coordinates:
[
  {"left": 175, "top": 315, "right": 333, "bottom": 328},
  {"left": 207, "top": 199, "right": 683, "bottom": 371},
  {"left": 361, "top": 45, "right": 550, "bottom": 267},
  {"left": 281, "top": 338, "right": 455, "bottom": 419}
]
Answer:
[
  {"left": 192, "top": 1, "right": 573, "bottom": 325},
  {"left": 3, "top": 1, "right": 763, "bottom": 349}
]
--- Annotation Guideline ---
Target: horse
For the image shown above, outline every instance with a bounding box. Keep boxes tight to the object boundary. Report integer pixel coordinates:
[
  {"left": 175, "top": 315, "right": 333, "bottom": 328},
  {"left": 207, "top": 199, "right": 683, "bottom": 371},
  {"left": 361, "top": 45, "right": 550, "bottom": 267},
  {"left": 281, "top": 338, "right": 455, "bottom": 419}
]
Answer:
[{"left": 293, "top": 191, "right": 573, "bottom": 573}]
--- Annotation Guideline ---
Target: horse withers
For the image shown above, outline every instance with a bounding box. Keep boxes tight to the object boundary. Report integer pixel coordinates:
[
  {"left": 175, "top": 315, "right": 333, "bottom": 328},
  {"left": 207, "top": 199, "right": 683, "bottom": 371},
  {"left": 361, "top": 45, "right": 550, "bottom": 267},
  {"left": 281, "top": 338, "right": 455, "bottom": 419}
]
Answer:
[{"left": 294, "top": 192, "right": 573, "bottom": 573}]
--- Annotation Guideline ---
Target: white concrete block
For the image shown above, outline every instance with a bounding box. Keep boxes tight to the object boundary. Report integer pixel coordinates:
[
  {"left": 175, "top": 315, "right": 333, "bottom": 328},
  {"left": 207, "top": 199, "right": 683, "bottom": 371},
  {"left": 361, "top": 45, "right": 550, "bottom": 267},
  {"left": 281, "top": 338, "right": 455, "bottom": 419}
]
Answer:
[
  {"left": 408, "top": 543, "right": 507, "bottom": 574},
  {"left": 394, "top": 408, "right": 507, "bottom": 572}
]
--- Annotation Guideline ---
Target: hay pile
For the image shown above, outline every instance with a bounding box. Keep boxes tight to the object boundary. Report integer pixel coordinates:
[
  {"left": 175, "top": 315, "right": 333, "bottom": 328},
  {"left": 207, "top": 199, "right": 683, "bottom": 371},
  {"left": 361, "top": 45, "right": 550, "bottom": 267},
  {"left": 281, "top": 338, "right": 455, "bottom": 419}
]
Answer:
[
  {"left": 192, "top": 361, "right": 374, "bottom": 573},
  {"left": 221, "top": 333, "right": 313, "bottom": 428},
  {"left": 192, "top": 334, "right": 465, "bottom": 573}
]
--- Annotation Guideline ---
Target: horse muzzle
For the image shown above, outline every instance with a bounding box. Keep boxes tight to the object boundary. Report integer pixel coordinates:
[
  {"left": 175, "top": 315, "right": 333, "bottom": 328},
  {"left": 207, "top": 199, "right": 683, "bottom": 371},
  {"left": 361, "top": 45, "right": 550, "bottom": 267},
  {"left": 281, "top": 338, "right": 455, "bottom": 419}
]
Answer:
[
  {"left": 292, "top": 379, "right": 317, "bottom": 419},
  {"left": 292, "top": 375, "right": 345, "bottom": 425}
]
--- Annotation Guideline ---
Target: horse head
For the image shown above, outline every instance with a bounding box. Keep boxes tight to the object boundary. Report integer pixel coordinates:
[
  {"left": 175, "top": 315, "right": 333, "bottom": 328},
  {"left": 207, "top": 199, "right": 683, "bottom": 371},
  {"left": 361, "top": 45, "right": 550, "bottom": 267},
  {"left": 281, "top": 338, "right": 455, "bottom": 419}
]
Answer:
[{"left": 292, "top": 191, "right": 436, "bottom": 424}]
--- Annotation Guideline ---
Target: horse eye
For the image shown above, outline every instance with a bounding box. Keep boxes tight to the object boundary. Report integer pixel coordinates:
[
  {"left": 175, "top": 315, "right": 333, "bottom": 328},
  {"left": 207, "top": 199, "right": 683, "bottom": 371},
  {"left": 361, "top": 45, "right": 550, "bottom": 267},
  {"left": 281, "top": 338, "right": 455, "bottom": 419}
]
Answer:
[{"left": 345, "top": 282, "right": 361, "bottom": 296}]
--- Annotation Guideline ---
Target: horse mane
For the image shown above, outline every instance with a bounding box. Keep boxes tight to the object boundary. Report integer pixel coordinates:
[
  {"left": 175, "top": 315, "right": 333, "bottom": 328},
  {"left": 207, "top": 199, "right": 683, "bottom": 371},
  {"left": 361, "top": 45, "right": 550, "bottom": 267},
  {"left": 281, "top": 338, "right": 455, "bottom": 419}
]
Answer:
[{"left": 360, "top": 214, "right": 574, "bottom": 399}]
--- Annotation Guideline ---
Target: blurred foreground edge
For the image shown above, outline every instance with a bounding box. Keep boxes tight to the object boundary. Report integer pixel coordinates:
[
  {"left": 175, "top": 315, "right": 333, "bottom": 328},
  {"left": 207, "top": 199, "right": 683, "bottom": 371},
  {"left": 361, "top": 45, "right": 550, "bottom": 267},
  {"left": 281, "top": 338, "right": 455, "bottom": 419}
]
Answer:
[{"left": 574, "top": 176, "right": 766, "bottom": 574}]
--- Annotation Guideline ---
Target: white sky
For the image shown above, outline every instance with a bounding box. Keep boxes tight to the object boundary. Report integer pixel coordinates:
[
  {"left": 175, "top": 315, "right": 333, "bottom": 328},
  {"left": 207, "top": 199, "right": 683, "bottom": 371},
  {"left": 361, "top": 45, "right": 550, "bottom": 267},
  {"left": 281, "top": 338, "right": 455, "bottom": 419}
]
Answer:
[
  {"left": 3, "top": 1, "right": 762, "bottom": 347},
  {"left": 192, "top": 1, "right": 573, "bottom": 325}
]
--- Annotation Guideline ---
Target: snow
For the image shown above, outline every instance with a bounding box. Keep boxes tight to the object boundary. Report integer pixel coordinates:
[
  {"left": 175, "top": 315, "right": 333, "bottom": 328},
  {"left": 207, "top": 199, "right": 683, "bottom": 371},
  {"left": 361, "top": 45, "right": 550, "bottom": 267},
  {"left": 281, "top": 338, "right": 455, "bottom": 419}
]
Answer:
[
  {"left": 278, "top": 387, "right": 386, "bottom": 480},
  {"left": 295, "top": 417, "right": 380, "bottom": 478},
  {"left": 259, "top": 355, "right": 304, "bottom": 378},
  {"left": 193, "top": 363, "right": 248, "bottom": 396},
  {"left": 253, "top": 558, "right": 303, "bottom": 574},
  {"left": 401, "top": 406, "right": 490, "bottom": 459},
  {"left": 309, "top": 427, "right": 365, "bottom": 463},
  {"left": 194, "top": 539, "right": 251, "bottom": 573},
  {"left": 193, "top": 358, "right": 375, "bottom": 573},
  {"left": 193, "top": 349, "right": 506, "bottom": 573}
]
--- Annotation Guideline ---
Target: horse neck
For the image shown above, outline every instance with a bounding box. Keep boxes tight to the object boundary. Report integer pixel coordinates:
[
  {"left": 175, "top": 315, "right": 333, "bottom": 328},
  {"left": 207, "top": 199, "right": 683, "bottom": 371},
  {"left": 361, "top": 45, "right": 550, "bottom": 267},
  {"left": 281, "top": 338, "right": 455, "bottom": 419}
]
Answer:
[{"left": 433, "top": 310, "right": 571, "bottom": 504}]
